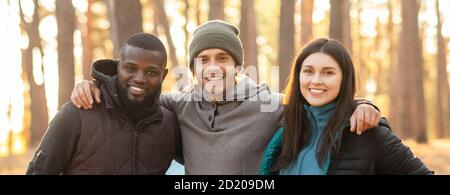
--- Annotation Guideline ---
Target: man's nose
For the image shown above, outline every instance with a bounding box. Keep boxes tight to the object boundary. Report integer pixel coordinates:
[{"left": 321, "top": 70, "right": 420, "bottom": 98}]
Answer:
[
  {"left": 133, "top": 71, "right": 146, "bottom": 84},
  {"left": 204, "top": 65, "right": 223, "bottom": 75}
]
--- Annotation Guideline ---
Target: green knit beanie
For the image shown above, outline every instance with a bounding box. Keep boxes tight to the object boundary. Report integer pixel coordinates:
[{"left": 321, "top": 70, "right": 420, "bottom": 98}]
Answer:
[{"left": 189, "top": 20, "right": 244, "bottom": 71}]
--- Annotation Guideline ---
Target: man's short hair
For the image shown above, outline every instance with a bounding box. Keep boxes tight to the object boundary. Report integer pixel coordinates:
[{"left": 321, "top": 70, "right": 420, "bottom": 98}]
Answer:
[{"left": 120, "top": 32, "right": 168, "bottom": 67}]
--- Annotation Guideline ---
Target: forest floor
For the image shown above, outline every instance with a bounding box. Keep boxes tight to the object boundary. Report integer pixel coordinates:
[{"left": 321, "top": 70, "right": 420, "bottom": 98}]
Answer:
[
  {"left": 403, "top": 139, "right": 450, "bottom": 174},
  {"left": 1, "top": 139, "right": 449, "bottom": 174}
]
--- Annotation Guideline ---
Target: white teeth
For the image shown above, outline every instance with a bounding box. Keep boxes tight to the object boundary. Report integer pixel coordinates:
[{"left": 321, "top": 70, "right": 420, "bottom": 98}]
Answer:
[
  {"left": 130, "top": 86, "right": 144, "bottom": 92},
  {"left": 310, "top": 89, "right": 325, "bottom": 93},
  {"left": 205, "top": 77, "right": 224, "bottom": 81},
  {"left": 209, "top": 77, "right": 223, "bottom": 81}
]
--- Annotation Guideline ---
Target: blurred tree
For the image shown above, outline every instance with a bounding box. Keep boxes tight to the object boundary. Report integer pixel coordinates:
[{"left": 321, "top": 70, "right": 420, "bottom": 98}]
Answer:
[
  {"left": 398, "top": 0, "right": 427, "bottom": 143},
  {"left": 301, "top": 0, "right": 314, "bottom": 46},
  {"left": 195, "top": 0, "right": 202, "bottom": 25},
  {"left": 209, "top": 0, "right": 225, "bottom": 20},
  {"left": 184, "top": 0, "right": 190, "bottom": 56},
  {"left": 153, "top": 0, "right": 179, "bottom": 67},
  {"left": 7, "top": 103, "right": 13, "bottom": 155},
  {"left": 240, "top": 0, "right": 258, "bottom": 79},
  {"left": 435, "top": 0, "right": 450, "bottom": 138},
  {"left": 374, "top": 17, "right": 384, "bottom": 96},
  {"left": 85, "top": 0, "right": 111, "bottom": 60},
  {"left": 388, "top": 0, "right": 401, "bottom": 134},
  {"left": 56, "top": 0, "right": 76, "bottom": 108},
  {"left": 151, "top": 1, "right": 160, "bottom": 36},
  {"left": 329, "top": 0, "right": 352, "bottom": 54},
  {"left": 278, "top": 0, "right": 296, "bottom": 91},
  {"left": 355, "top": 0, "right": 367, "bottom": 97},
  {"left": 106, "top": 0, "right": 143, "bottom": 58},
  {"left": 18, "top": 0, "right": 49, "bottom": 146},
  {"left": 82, "top": 0, "right": 94, "bottom": 79}
]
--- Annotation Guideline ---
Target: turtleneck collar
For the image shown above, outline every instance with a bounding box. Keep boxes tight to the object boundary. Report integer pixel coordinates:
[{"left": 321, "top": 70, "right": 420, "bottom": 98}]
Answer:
[{"left": 303, "top": 102, "right": 336, "bottom": 131}]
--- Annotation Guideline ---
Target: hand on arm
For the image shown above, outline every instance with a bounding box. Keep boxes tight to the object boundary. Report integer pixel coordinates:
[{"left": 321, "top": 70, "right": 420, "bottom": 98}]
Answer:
[
  {"left": 349, "top": 100, "right": 381, "bottom": 135},
  {"left": 71, "top": 80, "right": 101, "bottom": 109}
]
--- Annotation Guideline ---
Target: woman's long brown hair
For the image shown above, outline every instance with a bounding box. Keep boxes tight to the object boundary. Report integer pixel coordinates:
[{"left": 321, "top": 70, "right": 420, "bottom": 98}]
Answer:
[{"left": 273, "top": 38, "right": 357, "bottom": 171}]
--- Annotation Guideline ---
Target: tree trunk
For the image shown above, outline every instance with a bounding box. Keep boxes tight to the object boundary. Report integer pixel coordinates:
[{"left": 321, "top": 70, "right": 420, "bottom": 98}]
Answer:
[
  {"left": 388, "top": 0, "right": 401, "bottom": 135},
  {"left": 240, "top": 0, "right": 258, "bottom": 81},
  {"left": 18, "top": 0, "right": 49, "bottom": 146},
  {"left": 398, "top": 0, "right": 427, "bottom": 143},
  {"left": 153, "top": 0, "right": 179, "bottom": 67},
  {"left": 151, "top": 1, "right": 160, "bottom": 36},
  {"left": 196, "top": 0, "right": 202, "bottom": 25},
  {"left": 278, "top": 0, "right": 296, "bottom": 91},
  {"left": 374, "top": 17, "right": 384, "bottom": 96},
  {"left": 56, "top": 0, "right": 76, "bottom": 108},
  {"left": 301, "top": 0, "right": 314, "bottom": 46},
  {"left": 7, "top": 103, "right": 13, "bottom": 155},
  {"left": 82, "top": 0, "right": 94, "bottom": 79},
  {"left": 435, "top": 0, "right": 450, "bottom": 138},
  {"left": 106, "top": 0, "right": 143, "bottom": 58},
  {"left": 356, "top": 0, "right": 367, "bottom": 97},
  {"left": 329, "top": 0, "right": 352, "bottom": 54},
  {"left": 209, "top": 0, "right": 225, "bottom": 20},
  {"left": 184, "top": 0, "right": 190, "bottom": 59}
]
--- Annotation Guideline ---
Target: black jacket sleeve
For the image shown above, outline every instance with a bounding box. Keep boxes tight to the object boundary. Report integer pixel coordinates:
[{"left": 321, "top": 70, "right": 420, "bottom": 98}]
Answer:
[
  {"left": 25, "top": 103, "right": 81, "bottom": 175},
  {"left": 374, "top": 123, "right": 433, "bottom": 175}
]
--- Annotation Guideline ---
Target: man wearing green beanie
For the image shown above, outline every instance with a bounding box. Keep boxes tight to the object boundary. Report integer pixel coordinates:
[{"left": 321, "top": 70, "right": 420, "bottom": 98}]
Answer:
[
  {"left": 70, "top": 20, "right": 381, "bottom": 175},
  {"left": 189, "top": 20, "right": 244, "bottom": 71},
  {"left": 188, "top": 20, "right": 247, "bottom": 102}
]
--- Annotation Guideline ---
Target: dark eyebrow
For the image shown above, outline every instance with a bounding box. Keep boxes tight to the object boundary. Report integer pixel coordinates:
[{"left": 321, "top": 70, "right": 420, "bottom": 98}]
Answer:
[
  {"left": 146, "top": 65, "right": 162, "bottom": 71},
  {"left": 217, "top": 52, "right": 231, "bottom": 57},
  {"left": 323, "top": 67, "right": 337, "bottom": 70},
  {"left": 124, "top": 61, "right": 138, "bottom": 66},
  {"left": 302, "top": 65, "right": 337, "bottom": 70}
]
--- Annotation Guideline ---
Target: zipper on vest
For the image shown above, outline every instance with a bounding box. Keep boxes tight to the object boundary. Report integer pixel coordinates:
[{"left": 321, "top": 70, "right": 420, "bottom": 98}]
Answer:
[{"left": 132, "top": 130, "right": 139, "bottom": 175}]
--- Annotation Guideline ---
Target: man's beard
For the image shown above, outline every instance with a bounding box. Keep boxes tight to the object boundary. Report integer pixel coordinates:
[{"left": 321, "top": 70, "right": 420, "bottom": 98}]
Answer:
[{"left": 116, "top": 82, "right": 161, "bottom": 122}]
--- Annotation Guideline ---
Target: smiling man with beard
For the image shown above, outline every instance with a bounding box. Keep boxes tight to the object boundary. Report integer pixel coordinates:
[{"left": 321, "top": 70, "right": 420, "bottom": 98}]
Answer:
[{"left": 26, "top": 33, "right": 181, "bottom": 175}]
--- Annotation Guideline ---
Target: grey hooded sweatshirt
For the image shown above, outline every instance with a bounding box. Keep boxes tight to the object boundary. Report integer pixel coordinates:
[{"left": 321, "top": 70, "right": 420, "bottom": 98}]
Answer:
[{"left": 160, "top": 77, "right": 284, "bottom": 175}]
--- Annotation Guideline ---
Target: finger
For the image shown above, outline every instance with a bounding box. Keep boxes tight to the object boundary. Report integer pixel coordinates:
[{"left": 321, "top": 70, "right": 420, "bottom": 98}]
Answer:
[
  {"left": 71, "top": 90, "right": 81, "bottom": 109},
  {"left": 77, "top": 86, "right": 90, "bottom": 109},
  {"left": 369, "top": 113, "right": 376, "bottom": 128},
  {"left": 94, "top": 87, "right": 101, "bottom": 103},
  {"left": 89, "top": 81, "right": 102, "bottom": 103},
  {"left": 74, "top": 95, "right": 85, "bottom": 110},
  {"left": 74, "top": 90, "right": 86, "bottom": 109},
  {"left": 349, "top": 113, "right": 356, "bottom": 133},
  {"left": 362, "top": 112, "right": 371, "bottom": 133},
  {"left": 82, "top": 81, "right": 94, "bottom": 105},
  {"left": 356, "top": 110, "right": 364, "bottom": 135},
  {"left": 375, "top": 112, "right": 381, "bottom": 125}
]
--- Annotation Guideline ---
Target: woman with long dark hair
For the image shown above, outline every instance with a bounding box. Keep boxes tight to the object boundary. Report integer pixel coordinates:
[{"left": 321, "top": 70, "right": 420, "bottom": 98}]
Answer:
[{"left": 259, "top": 38, "right": 432, "bottom": 175}]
